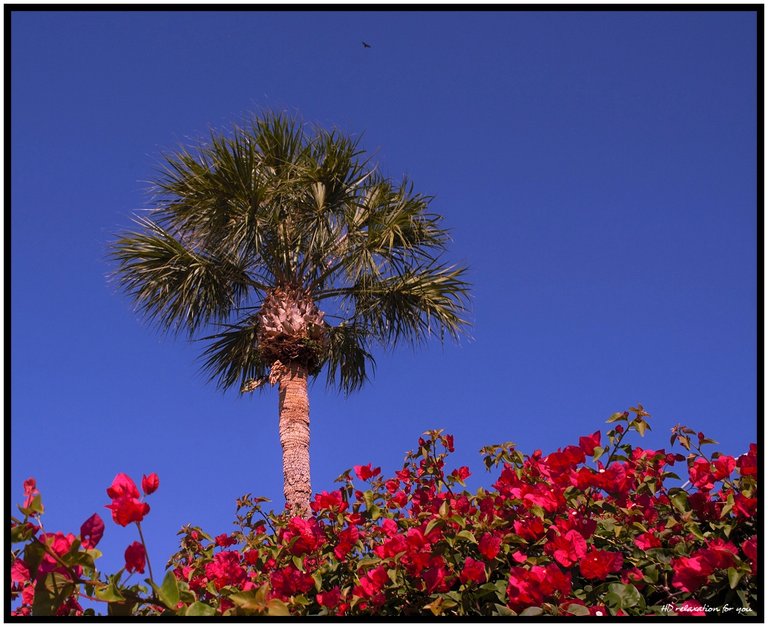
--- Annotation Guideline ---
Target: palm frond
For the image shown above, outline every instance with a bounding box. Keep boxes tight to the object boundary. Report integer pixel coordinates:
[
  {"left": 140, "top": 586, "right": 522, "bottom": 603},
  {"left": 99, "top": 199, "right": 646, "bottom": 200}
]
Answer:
[
  {"left": 110, "top": 217, "right": 254, "bottom": 335},
  {"left": 199, "top": 316, "right": 270, "bottom": 392},
  {"left": 322, "top": 324, "right": 375, "bottom": 395},
  {"left": 323, "top": 262, "right": 471, "bottom": 348}
]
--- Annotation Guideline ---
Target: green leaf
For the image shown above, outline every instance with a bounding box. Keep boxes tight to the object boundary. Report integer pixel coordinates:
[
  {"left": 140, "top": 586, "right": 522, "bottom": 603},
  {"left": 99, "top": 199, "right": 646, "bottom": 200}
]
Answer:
[
  {"left": 607, "top": 583, "right": 643, "bottom": 609},
  {"left": 19, "top": 493, "right": 44, "bottom": 517},
  {"left": 32, "top": 572, "right": 74, "bottom": 616},
  {"left": 520, "top": 606, "right": 543, "bottom": 616},
  {"left": 669, "top": 490, "right": 688, "bottom": 513},
  {"left": 606, "top": 412, "right": 626, "bottom": 423},
  {"left": 566, "top": 603, "right": 590, "bottom": 616},
  {"left": 493, "top": 603, "right": 516, "bottom": 616},
  {"left": 185, "top": 601, "right": 216, "bottom": 616},
  {"left": 11, "top": 522, "right": 38, "bottom": 544},
  {"left": 728, "top": 567, "right": 743, "bottom": 589},
  {"left": 94, "top": 580, "right": 125, "bottom": 603},
  {"left": 158, "top": 570, "right": 180, "bottom": 609},
  {"left": 266, "top": 599, "right": 290, "bottom": 616},
  {"left": 107, "top": 601, "right": 135, "bottom": 616},
  {"left": 456, "top": 530, "right": 477, "bottom": 543}
]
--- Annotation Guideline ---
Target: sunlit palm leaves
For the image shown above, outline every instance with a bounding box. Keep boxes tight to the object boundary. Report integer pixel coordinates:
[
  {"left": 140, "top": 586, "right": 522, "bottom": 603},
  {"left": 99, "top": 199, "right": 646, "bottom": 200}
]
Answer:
[{"left": 111, "top": 111, "right": 470, "bottom": 395}]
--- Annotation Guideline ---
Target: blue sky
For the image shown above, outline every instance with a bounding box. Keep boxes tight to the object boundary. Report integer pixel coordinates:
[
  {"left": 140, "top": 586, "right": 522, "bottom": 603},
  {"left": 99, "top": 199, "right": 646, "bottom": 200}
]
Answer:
[{"left": 10, "top": 9, "right": 757, "bottom": 589}]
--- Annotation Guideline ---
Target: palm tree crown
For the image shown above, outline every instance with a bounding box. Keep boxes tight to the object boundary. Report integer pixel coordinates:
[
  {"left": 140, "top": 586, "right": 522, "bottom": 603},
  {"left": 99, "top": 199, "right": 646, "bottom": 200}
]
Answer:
[{"left": 112, "top": 112, "right": 470, "bottom": 395}]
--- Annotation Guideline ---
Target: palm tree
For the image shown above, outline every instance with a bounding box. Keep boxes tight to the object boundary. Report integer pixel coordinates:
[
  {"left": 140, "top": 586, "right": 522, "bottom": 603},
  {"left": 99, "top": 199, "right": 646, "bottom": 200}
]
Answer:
[{"left": 110, "top": 112, "right": 470, "bottom": 516}]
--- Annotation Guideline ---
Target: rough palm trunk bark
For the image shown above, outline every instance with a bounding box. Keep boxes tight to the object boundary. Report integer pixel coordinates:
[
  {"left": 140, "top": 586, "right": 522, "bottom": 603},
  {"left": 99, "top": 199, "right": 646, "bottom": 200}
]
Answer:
[{"left": 277, "top": 361, "right": 311, "bottom": 517}]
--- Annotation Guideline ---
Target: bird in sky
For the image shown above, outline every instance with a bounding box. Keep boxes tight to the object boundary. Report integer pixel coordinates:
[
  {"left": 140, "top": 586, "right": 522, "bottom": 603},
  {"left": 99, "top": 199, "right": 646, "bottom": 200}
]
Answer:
[{"left": 362, "top": 41, "right": 372, "bottom": 48}]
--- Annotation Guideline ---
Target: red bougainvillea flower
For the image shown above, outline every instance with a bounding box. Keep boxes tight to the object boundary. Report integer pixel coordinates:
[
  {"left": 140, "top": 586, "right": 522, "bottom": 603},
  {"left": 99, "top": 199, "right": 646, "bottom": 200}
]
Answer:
[
  {"left": 460, "top": 557, "right": 487, "bottom": 584},
  {"left": 741, "top": 536, "right": 757, "bottom": 576},
  {"left": 333, "top": 525, "right": 359, "bottom": 559},
  {"left": 423, "top": 557, "right": 451, "bottom": 593},
  {"left": 80, "top": 513, "right": 105, "bottom": 550},
  {"left": 105, "top": 473, "right": 151, "bottom": 527},
  {"left": 699, "top": 538, "right": 738, "bottom": 570},
  {"left": 353, "top": 464, "right": 381, "bottom": 481},
  {"left": 317, "top": 586, "right": 342, "bottom": 609},
  {"left": 106, "top": 495, "right": 150, "bottom": 527},
  {"left": 205, "top": 551, "right": 246, "bottom": 589},
  {"left": 688, "top": 457, "right": 715, "bottom": 491},
  {"left": 11, "top": 558, "right": 30, "bottom": 584},
  {"left": 38, "top": 532, "right": 78, "bottom": 577},
  {"left": 507, "top": 563, "right": 571, "bottom": 612},
  {"left": 579, "top": 430, "right": 601, "bottom": 456},
  {"left": 283, "top": 516, "right": 325, "bottom": 556},
  {"left": 451, "top": 466, "right": 471, "bottom": 482},
  {"left": 215, "top": 533, "right": 237, "bottom": 548},
  {"left": 23, "top": 478, "right": 40, "bottom": 509},
  {"left": 270, "top": 565, "right": 314, "bottom": 599},
  {"left": 311, "top": 490, "right": 347, "bottom": 513},
  {"left": 737, "top": 444, "right": 757, "bottom": 476},
  {"left": 107, "top": 473, "right": 140, "bottom": 500},
  {"left": 124, "top": 541, "right": 146, "bottom": 574},
  {"left": 633, "top": 532, "right": 662, "bottom": 551},
  {"left": 357, "top": 566, "right": 389, "bottom": 598},
  {"left": 580, "top": 550, "right": 623, "bottom": 580},
  {"left": 671, "top": 554, "right": 714, "bottom": 592},
  {"left": 141, "top": 473, "right": 159, "bottom": 496},
  {"left": 478, "top": 532, "right": 502, "bottom": 561},
  {"left": 546, "top": 529, "right": 587, "bottom": 568}
]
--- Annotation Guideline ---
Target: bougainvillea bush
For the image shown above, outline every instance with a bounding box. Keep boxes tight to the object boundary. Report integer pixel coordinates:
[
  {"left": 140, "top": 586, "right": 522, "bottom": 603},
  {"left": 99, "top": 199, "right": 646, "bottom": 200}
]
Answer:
[{"left": 10, "top": 407, "right": 758, "bottom": 617}]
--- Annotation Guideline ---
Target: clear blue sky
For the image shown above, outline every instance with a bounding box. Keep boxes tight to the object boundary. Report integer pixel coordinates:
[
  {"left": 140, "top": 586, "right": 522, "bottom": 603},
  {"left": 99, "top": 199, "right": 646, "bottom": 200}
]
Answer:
[{"left": 11, "top": 9, "right": 758, "bottom": 584}]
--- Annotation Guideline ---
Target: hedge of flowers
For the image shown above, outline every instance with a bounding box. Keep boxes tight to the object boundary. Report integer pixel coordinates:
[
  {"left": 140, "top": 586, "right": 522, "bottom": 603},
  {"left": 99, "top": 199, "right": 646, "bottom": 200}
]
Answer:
[{"left": 10, "top": 406, "right": 758, "bottom": 617}]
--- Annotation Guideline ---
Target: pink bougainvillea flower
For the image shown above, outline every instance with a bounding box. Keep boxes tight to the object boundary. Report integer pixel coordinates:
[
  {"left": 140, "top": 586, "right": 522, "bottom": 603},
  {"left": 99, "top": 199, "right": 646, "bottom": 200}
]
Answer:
[
  {"left": 358, "top": 566, "right": 388, "bottom": 597},
  {"left": 688, "top": 457, "right": 715, "bottom": 491},
  {"left": 270, "top": 566, "right": 314, "bottom": 599},
  {"left": 283, "top": 516, "right": 325, "bottom": 556},
  {"left": 579, "top": 430, "right": 601, "bottom": 456},
  {"left": 22, "top": 584, "right": 35, "bottom": 606},
  {"left": 205, "top": 551, "right": 246, "bottom": 589},
  {"left": 38, "top": 531, "right": 77, "bottom": 577},
  {"left": 507, "top": 563, "right": 571, "bottom": 612},
  {"left": 736, "top": 444, "right": 757, "bottom": 476},
  {"left": 671, "top": 554, "right": 714, "bottom": 593},
  {"left": 80, "top": 513, "right": 105, "bottom": 550},
  {"left": 699, "top": 538, "right": 738, "bottom": 570},
  {"left": 317, "top": 586, "right": 342, "bottom": 609},
  {"left": 580, "top": 550, "right": 623, "bottom": 580},
  {"left": 311, "top": 490, "right": 347, "bottom": 513},
  {"left": 214, "top": 533, "right": 237, "bottom": 548},
  {"left": 106, "top": 496, "right": 150, "bottom": 527},
  {"left": 23, "top": 478, "right": 40, "bottom": 509},
  {"left": 741, "top": 536, "right": 757, "bottom": 576},
  {"left": 451, "top": 466, "right": 471, "bottom": 482},
  {"left": 106, "top": 473, "right": 140, "bottom": 500},
  {"left": 11, "top": 558, "right": 30, "bottom": 584},
  {"left": 141, "top": 473, "right": 159, "bottom": 496},
  {"left": 124, "top": 541, "right": 146, "bottom": 574},
  {"left": 479, "top": 532, "right": 502, "bottom": 561},
  {"left": 353, "top": 464, "right": 381, "bottom": 481},
  {"left": 460, "top": 557, "right": 487, "bottom": 584},
  {"left": 633, "top": 532, "right": 662, "bottom": 551},
  {"left": 546, "top": 529, "right": 587, "bottom": 568}
]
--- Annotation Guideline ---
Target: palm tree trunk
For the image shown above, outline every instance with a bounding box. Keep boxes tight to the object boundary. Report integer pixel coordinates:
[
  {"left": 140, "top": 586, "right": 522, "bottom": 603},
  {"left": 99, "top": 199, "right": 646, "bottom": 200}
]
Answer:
[{"left": 277, "top": 361, "right": 311, "bottom": 517}]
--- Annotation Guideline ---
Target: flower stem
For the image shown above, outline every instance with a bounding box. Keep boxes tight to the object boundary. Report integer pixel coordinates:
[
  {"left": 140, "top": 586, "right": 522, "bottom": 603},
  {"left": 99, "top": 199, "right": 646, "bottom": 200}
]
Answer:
[{"left": 135, "top": 522, "right": 156, "bottom": 587}]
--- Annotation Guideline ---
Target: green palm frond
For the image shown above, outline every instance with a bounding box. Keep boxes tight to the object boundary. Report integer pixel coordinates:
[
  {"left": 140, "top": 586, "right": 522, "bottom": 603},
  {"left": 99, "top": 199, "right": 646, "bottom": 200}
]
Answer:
[
  {"left": 200, "top": 316, "right": 270, "bottom": 393},
  {"left": 110, "top": 217, "right": 255, "bottom": 335},
  {"left": 323, "top": 323, "right": 375, "bottom": 394},
  {"left": 321, "top": 262, "right": 470, "bottom": 347}
]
